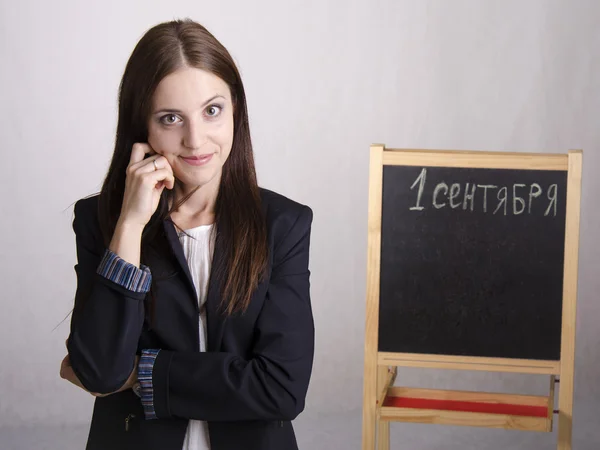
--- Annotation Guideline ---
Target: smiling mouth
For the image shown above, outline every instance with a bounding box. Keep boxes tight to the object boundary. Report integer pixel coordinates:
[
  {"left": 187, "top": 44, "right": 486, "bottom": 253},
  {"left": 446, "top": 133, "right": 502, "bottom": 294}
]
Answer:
[{"left": 180, "top": 154, "right": 213, "bottom": 166}]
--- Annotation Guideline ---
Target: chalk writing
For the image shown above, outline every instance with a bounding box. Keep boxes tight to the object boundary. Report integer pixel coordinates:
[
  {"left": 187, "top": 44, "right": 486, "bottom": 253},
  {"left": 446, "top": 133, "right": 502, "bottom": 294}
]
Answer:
[{"left": 409, "top": 168, "right": 558, "bottom": 216}]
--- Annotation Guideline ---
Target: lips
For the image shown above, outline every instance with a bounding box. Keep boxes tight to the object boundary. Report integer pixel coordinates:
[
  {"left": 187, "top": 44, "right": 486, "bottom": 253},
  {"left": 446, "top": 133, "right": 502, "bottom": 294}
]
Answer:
[{"left": 181, "top": 153, "right": 214, "bottom": 166}]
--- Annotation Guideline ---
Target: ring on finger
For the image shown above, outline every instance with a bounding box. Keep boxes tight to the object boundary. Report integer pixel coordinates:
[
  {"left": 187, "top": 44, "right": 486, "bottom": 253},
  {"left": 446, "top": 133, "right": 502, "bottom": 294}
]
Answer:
[{"left": 153, "top": 160, "right": 159, "bottom": 171}]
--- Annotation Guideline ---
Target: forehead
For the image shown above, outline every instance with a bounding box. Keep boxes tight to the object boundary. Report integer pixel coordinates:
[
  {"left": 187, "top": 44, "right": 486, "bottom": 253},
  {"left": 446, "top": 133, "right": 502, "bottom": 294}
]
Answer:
[{"left": 152, "top": 67, "right": 230, "bottom": 108}]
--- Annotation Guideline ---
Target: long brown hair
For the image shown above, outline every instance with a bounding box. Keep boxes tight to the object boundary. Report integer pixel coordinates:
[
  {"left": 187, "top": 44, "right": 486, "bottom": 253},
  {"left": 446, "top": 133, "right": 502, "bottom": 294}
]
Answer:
[{"left": 98, "top": 19, "right": 268, "bottom": 315}]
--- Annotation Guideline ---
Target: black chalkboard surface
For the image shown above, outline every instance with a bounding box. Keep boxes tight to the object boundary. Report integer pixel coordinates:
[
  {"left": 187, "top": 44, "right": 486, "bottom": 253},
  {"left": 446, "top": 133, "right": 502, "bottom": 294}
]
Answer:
[{"left": 378, "top": 165, "right": 568, "bottom": 361}]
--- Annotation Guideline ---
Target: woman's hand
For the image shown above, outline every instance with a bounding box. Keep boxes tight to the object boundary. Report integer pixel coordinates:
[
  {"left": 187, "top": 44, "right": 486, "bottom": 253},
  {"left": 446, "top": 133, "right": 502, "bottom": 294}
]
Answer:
[
  {"left": 60, "top": 352, "right": 140, "bottom": 397},
  {"left": 119, "top": 143, "right": 175, "bottom": 230}
]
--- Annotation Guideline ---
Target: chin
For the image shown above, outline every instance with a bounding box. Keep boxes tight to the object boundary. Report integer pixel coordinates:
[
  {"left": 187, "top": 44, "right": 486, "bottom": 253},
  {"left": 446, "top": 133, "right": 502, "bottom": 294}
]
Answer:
[{"left": 178, "top": 171, "right": 220, "bottom": 189}]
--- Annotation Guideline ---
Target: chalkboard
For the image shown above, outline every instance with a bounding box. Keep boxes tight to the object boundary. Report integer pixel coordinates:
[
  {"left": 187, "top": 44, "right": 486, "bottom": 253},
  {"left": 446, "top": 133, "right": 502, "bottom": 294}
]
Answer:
[{"left": 378, "top": 165, "right": 568, "bottom": 361}]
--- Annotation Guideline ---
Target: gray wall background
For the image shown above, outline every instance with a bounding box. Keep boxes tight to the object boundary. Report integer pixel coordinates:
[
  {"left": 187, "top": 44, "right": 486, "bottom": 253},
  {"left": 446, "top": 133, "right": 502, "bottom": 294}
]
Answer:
[{"left": 1, "top": 0, "right": 598, "bottom": 448}]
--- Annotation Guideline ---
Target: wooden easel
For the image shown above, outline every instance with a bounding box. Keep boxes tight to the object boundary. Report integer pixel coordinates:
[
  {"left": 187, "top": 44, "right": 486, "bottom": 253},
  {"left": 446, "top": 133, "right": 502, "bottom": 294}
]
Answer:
[{"left": 361, "top": 145, "right": 582, "bottom": 450}]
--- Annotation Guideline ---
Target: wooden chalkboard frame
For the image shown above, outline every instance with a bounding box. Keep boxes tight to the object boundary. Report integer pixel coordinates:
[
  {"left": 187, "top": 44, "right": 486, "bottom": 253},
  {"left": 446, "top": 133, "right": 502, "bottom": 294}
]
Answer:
[{"left": 361, "top": 145, "right": 583, "bottom": 450}]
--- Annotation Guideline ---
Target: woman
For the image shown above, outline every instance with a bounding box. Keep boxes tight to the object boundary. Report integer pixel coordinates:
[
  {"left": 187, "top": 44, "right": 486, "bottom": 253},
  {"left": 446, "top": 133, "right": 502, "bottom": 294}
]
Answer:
[{"left": 60, "top": 18, "right": 314, "bottom": 450}]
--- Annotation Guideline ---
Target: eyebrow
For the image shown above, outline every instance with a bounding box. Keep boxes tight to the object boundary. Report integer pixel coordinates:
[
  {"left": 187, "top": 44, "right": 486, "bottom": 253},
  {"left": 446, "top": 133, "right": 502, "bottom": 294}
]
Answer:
[{"left": 152, "top": 94, "right": 226, "bottom": 115}]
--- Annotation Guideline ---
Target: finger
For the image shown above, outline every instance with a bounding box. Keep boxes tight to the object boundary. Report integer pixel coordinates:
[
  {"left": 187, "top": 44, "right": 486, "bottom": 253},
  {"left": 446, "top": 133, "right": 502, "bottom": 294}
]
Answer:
[
  {"left": 143, "top": 168, "right": 176, "bottom": 188},
  {"left": 146, "top": 142, "right": 157, "bottom": 156},
  {"left": 130, "top": 155, "right": 170, "bottom": 175},
  {"left": 165, "top": 171, "right": 175, "bottom": 190},
  {"left": 158, "top": 159, "right": 176, "bottom": 190},
  {"left": 146, "top": 159, "right": 175, "bottom": 189},
  {"left": 161, "top": 171, "right": 175, "bottom": 190},
  {"left": 129, "top": 143, "right": 155, "bottom": 166}
]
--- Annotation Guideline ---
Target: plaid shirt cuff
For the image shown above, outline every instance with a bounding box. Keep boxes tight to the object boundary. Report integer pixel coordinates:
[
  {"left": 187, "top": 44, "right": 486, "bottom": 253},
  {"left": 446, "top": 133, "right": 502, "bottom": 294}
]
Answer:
[
  {"left": 96, "top": 249, "right": 152, "bottom": 293},
  {"left": 138, "top": 349, "right": 161, "bottom": 420}
]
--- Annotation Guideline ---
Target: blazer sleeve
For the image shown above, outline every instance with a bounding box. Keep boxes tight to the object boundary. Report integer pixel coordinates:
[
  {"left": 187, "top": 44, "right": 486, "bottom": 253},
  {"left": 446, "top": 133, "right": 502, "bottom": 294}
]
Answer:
[
  {"left": 66, "top": 199, "right": 147, "bottom": 394},
  {"left": 143, "top": 205, "right": 315, "bottom": 422}
]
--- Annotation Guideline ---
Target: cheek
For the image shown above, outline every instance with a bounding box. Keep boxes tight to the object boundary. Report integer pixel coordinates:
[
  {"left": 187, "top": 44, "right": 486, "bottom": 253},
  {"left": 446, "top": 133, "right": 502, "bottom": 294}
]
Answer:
[
  {"left": 148, "top": 126, "right": 180, "bottom": 155},
  {"left": 218, "top": 117, "right": 235, "bottom": 156}
]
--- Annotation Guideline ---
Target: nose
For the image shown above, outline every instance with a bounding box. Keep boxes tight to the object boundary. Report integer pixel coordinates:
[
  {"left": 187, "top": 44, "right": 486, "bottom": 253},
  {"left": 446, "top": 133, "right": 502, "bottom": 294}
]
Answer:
[{"left": 183, "top": 118, "right": 206, "bottom": 150}]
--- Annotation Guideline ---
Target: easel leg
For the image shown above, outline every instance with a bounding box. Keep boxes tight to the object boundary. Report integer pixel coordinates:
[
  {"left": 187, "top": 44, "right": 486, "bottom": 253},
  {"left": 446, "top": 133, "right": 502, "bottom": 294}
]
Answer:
[
  {"left": 557, "top": 150, "right": 582, "bottom": 450},
  {"left": 557, "top": 411, "right": 572, "bottom": 450},
  {"left": 362, "top": 404, "right": 377, "bottom": 450},
  {"left": 557, "top": 373, "right": 573, "bottom": 450},
  {"left": 375, "top": 366, "right": 393, "bottom": 450},
  {"left": 377, "top": 420, "right": 390, "bottom": 450},
  {"left": 362, "top": 363, "right": 378, "bottom": 449}
]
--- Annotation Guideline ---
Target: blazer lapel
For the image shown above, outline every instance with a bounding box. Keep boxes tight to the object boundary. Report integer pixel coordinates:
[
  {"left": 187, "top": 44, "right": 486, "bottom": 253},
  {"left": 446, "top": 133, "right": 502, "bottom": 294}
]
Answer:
[
  {"left": 162, "top": 219, "right": 197, "bottom": 303},
  {"left": 163, "top": 218, "right": 227, "bottom": 351},
  {"left": 205, "top": 229, "right": 227, "bottom": 351}
]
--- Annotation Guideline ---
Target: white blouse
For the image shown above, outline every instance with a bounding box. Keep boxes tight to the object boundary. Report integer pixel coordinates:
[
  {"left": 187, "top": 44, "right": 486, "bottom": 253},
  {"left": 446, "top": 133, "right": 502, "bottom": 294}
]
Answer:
[{"left": 178, "top": 223, "right": 215, "bottom": 450}]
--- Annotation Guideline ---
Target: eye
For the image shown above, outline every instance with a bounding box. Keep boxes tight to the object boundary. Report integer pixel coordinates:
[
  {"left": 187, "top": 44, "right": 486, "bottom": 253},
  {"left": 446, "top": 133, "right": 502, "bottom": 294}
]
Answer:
[
  {"left": 159, "top": 114, "right": 182, "bottom": 125},
  {"left": 205, "top": 104, "right": 223, "bottom": 117}
]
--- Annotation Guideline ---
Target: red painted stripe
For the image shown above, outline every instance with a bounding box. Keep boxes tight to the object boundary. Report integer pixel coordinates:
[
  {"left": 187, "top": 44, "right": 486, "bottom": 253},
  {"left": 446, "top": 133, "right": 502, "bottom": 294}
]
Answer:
[{"left": 382, "top": 396, "right": 548, "bottom": 418}]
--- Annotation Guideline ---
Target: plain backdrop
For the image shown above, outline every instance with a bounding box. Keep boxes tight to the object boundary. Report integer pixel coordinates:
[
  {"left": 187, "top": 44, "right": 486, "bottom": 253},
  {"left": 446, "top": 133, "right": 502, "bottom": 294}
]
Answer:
[{"left": 1, "top": 0, "right": 599, "bottom": 449}]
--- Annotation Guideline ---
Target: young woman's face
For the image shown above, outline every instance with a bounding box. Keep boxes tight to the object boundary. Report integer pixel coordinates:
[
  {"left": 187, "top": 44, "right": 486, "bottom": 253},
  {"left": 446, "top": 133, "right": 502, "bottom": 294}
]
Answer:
[{"left": 147, "top": 67, "right": 234, "bottom": 190}]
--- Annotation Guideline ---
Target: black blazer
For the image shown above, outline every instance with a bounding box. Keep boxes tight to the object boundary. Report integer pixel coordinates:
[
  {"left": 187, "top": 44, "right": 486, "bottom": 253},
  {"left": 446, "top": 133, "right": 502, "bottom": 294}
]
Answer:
[{"left": 66, "top": 189, "right": 314, "bottom": 450}]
